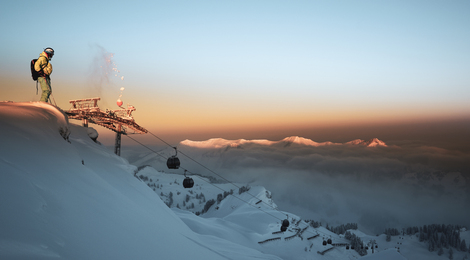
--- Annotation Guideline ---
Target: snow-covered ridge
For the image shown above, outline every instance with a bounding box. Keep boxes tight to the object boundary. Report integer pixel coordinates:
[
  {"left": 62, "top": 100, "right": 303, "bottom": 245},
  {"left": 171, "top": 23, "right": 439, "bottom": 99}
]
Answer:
[
  {"left": 345, "top": 138, "right": 388, "bottom": 147},
  {"left": 0, "top": 102, "right": 283, "bottom": 260},
  {"left": 180, "top": 137, "right": 277, "bottom": 148},
  {"left": 181, "top": 136, "right": 387, "bottom": 148}
]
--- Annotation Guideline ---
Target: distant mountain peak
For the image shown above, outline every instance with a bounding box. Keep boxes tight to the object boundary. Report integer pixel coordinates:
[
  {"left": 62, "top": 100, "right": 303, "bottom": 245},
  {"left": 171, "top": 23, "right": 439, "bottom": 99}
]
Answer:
[
  {"left": 366, "top": 138, "right": 387, "bottom": 147},
  {"left": 180, "top": 138, "right": 276, "bottom": 148},
  {"left": 181, "top": 136, "right": 387, "bottom": 148},
  {"left": 345, "top": 138, "right": 387, "bottom": 147},
  {"left": 281, "top": 136, "right": 320, "bottom": 146}
]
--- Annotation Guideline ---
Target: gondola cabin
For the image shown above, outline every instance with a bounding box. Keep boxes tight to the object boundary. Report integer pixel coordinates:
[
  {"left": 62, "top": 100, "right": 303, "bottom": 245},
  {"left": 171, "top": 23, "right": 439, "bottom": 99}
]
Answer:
[
  {"left": 282, "top": 219, "right": 289, "bottom": 228},
  {"left": 167, "top": 155, "right": 180, "bottom": 169},
  {"left": 280, "top": 219, "right": 289, "bottom": 231},
  {"left": 183, "top": 177, "right": 194, "bottom": 188}
]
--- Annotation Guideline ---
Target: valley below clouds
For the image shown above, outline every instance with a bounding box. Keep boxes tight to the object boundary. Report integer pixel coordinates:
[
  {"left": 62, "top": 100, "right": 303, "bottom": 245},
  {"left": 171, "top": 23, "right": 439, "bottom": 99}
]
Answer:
[{"left": 124, "top": 136, "right": 470, "bottom": 234}]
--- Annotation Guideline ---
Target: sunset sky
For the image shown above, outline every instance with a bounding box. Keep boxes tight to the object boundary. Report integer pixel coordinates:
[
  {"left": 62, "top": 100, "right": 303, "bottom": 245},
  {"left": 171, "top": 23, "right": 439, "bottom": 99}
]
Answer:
[{"left": 1, "top": 0, "right": 469, "bottom": 148}]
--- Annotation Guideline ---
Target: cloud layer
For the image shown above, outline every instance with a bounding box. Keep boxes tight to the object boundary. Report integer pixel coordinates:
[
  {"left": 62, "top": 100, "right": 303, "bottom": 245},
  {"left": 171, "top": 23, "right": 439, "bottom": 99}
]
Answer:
[{"left": 125, "top": 136, "right": 470, "bottom": 234}]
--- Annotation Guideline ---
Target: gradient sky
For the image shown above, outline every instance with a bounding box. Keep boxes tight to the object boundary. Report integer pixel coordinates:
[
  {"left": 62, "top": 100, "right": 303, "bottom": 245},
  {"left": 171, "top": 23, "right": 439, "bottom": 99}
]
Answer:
[{"left": 1, "top": 0, "right": 469, "bottom": 147}]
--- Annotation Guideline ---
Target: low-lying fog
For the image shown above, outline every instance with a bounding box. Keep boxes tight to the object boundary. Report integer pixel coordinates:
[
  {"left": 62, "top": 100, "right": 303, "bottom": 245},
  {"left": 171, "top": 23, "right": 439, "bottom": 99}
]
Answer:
[{"left": 122, "top": 137, "right": 470, "bottom": 234}]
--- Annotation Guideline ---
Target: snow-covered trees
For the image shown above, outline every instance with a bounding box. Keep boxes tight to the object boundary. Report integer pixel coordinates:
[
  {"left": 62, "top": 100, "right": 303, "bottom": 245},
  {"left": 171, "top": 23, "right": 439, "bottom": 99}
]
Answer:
[
  {"left": 202, "top": 199, "right": 215, "bottom": 213},
  {"left": 217, "top": 193, "right": 224, "bottom": 204},
  {"left": 406, "top": 226, "right": 420, "bottom": 235},
  {"left": 461, "top": 239, "right": 468, "bottom": 252},
  {"left": 238, "top": 185, "right": 250, "bottom": 194},
  {"left": 344, "top": 231, "right": 367, "bottom": 256},
  {"left": 384, "top": 228, "right": 400, "bottom": 236},
  {"left": 166, "top": 191, "right": 173, "bottom": 207},
  {"left": 404, "top": 224, "right": 467, "bottom": 257},
  {"left": 307, "top": 220, "right": 321, "bottom": 228},
  {"left": 328, "top": 223, "right": 358, "bottom": 235},
  {"left": 438, "top": 247, "right": 444, "bottom": 256}
]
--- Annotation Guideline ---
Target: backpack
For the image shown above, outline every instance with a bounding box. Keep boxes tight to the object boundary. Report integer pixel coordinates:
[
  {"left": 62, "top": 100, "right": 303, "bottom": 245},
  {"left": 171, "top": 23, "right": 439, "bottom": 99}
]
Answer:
[
  {"left": 31, "top": 58, "right": 48, "bottom": 81},
  {"left": 31, "top": 57, "right": 49, "bottom": 94}
]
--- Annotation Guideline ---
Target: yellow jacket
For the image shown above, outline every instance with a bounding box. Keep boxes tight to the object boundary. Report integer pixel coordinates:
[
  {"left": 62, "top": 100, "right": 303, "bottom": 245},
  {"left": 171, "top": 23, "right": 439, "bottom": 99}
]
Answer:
[{"left": 34, "top": 51, "right": 53, "bottom": 76}]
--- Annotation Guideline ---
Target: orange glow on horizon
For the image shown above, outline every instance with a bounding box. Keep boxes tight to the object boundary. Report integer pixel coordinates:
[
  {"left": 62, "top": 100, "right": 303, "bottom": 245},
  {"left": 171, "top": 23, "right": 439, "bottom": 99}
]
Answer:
[{"left": 3, "top": 77, "right": 469, "bottom": 144}]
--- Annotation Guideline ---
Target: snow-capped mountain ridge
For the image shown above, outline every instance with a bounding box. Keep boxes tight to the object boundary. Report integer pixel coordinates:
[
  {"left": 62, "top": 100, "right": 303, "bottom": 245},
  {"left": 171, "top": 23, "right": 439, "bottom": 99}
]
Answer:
[
  {"left": 181, "top": 136, "right": 387, "bottom": 148},
  {"left": 345, "top": 138, "right": 388, "bottom": 147}
]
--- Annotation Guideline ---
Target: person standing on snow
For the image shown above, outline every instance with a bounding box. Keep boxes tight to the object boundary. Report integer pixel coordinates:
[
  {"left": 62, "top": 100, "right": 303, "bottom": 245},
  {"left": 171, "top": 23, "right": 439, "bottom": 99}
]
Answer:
[{"left": 34, "top": 47, "right": 54, "bottom": 102}]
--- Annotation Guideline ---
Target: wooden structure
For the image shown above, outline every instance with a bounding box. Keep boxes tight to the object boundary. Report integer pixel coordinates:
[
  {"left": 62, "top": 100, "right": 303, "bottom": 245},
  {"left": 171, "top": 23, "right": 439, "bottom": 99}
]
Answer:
[
  {"left": 317, "top": 246, "right": 334, "bottom": 255},
  {"left": 258, "top": 237, "right": 281, "bottom": 244},
  {"left": 65, "top": 97, "right": 147, "bottom": 155},
  {"left": 307, "top": 234, "right": 319, "bottom": 240}
]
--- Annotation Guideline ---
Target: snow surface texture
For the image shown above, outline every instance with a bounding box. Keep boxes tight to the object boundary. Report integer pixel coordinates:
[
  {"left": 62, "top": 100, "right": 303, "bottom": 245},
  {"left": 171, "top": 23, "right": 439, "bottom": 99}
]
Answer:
[
  {"left": 0, "top": 102, "right": 279, "bottom": 260},
  {"left": 1, "top": 102, "right": 469, "bottom": 260}
]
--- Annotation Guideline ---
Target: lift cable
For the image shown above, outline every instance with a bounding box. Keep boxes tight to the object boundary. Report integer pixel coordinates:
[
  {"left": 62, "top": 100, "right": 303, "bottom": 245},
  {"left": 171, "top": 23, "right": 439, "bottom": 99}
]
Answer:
[
  {"left": 125, "top": 132, "right": 351, "bottom": 244},
  {"left": 128, "top": 132, "right": 352, "bottom": 244},
  {"left": 147, "top": 131, "right": 286, "bottom": 213},
  {"left": 125, "top": 135, "right": 286, "bottom": 223}
]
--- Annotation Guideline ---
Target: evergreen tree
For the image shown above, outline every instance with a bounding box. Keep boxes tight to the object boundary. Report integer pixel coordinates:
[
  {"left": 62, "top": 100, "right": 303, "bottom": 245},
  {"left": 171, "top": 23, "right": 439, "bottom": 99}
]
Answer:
[
  {"left": 438, "top": 247, "right": 444, "bottom": 256},
  {"left": 168, "top": 191, "right": 173, "bottom": 207},
  {"left": 202, "top": 199, "right": 215, "bottom": 213},
  {"left": 217, "top": 193, "right": 223, "bottom": 204},
  {"left": 461, "top": 239, "right": 467, "bottom": 252},
  {"left": 419, "top": 230, "right": 425, "bottom": 242},
  {"left": 428, "top": 238, "right": 435, "bottom": 252},
  {"left": 441, "top": 233, "right": 449, "bottom": 249},
  {"left": 455, "top": 232, "right": 461, "bottom": 250},
  {"left": 345, "top": 231, "right": 367, "bottom": 256},
  {"left": 238, "top": 186, "right": 250, "bottom": 194}
]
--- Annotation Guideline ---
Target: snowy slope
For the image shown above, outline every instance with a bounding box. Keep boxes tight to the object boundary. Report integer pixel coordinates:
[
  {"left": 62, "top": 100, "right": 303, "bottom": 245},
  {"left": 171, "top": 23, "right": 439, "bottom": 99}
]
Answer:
[
  {"left": 138, "top": 165, "right": 358, "bottom": 260},
  {"left": 137, "top": 167, "right": 470, "bottom": 260},
  {"left": 0, "top": 102, "right": 280, "bottom": 260},
  {"left": 2, "top": 102, "right": 467, "bottom": 260}
]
